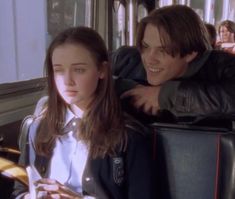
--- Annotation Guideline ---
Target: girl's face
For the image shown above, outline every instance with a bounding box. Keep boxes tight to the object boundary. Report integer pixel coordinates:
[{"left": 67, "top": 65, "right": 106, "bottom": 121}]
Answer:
[
  {"left": 52, "top": 44, "right": 104, "bottom": 110},
  {"left": 219, "top": 26, "right": 234, "bottom": 43}
]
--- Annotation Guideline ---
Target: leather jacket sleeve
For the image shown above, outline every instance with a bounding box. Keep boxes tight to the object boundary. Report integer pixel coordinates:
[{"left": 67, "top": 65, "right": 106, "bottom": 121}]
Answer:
[{"left": 159, "top": 51, "right": 235, "bottom": 118}]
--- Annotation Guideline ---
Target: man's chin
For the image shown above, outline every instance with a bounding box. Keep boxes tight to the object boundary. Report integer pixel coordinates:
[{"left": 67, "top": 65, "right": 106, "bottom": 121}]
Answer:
[{"left": 147, "top": 77, "right": 163, "bottom": 86}]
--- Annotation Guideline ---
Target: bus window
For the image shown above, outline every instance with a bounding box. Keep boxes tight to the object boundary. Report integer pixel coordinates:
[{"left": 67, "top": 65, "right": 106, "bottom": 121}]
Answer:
[
  {"left": 0, "top": 0, "right": 93, "bottom": 84},
  {"left": 0, "top": 0, "right": 94, "bottom": 126},
  {"left": 47, "top": 0, "right": 94, "bottom": 41}
]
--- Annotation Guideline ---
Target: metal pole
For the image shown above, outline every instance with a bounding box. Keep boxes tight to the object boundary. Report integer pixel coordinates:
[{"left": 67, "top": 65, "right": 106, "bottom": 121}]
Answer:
[
  {"left": 204, "top": 0, "right": 215, "bottom": 24},
  {"left": 221, "top": 0, "right": 230, "bottom": 21},
  {"left": 127, "top": 0, "right": 137, "bottom": 46}
]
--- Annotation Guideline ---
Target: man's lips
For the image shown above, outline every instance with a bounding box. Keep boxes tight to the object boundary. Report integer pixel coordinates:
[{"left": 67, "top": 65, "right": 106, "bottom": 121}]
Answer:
[{"left": 148, "top": 67, "right": 163, "bottom": 73}]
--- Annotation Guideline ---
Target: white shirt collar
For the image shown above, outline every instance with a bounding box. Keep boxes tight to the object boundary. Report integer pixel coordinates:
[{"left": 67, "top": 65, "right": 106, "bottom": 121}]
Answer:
[{"left": 64, "top": 107, "right": 84, "bottom": 127}]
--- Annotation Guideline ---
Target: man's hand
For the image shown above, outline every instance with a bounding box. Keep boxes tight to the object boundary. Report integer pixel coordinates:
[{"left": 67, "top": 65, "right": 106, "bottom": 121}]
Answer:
[{"left": 121, "top": 84, "right": 161, "bottom": 115}]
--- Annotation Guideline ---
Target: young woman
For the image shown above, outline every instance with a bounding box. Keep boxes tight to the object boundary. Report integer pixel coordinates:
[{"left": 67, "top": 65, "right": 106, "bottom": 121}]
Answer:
[
  {"left": 12, "top": 27, "right": 153, "bottom": 199},
  {"left": 217, "top": 20, "right": 235, "bottom": 54}
]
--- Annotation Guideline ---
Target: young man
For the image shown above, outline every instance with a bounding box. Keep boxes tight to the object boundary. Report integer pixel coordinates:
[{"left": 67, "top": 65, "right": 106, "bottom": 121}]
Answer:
[{"left": 115, "top": 5, "right": 235, "bottom": 123}]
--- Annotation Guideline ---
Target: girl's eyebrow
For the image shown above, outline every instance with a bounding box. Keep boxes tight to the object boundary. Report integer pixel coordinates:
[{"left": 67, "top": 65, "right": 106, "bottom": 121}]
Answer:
[
  {"left": 71, "top": 62, "right": 88, "bottom": 66},
  {"left": 53, "top": 64, "right": 62, "bottom": 67},
  {"left": 53, "top": 63, "right": 88, "bottom": 67}
]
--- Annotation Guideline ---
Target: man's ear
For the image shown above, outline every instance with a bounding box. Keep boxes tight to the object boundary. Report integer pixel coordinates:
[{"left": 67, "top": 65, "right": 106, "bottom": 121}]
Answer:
[
  {"left": 185, "top": 51, "right": 198, "bottom": 63},
  {"left": 99, "top": 61, "right": 108, "bottom": 79}
]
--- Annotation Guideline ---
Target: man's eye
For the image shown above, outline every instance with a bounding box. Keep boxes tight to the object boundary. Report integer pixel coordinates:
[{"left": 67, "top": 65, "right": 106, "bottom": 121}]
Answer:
[
  {"left": 142, "top": 43, "right": 148, "bottom": 48},
  {"left": 158, "top": 48, "right": 165, "bottom": 53}
]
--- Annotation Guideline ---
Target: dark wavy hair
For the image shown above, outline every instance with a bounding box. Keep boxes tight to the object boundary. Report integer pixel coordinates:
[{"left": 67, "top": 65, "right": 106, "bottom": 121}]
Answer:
[
  {"left": 35, "top": 27, "right": 127, "bottom": 158},
  {"left": 137, "top": 5, "right": 211, "bottom": 57}
]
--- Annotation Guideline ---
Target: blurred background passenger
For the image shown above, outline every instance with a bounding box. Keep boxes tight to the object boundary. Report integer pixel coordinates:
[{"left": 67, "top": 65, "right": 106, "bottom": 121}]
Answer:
[
  {"left": 204, "top": 23, "right": 217, "bottom": 49},
  {"left": 217, "top": 20, "right": 235, "bottom": 54}
]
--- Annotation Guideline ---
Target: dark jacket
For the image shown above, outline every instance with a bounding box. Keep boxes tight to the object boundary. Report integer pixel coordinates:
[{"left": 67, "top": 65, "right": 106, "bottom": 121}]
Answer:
[
  {"left": 113, "top": 48, "right": 235, "bottom": 126},
  {"left": 12, "top": 117, "right": 154, "bottom": 199},
  {"left": 111, "top": 46, "right": 146, "bottom": 82},
  {"left": 159, "top": 50, "right": 235, "bottom": 118}
]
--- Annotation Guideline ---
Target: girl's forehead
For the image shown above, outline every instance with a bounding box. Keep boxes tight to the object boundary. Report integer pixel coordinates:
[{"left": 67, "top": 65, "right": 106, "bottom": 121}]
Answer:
[
  {"left": 52, "top": 44, "right": 91, "bottom": 57},
  {"left": 220, "top": 26, "right": 229, "bottom": 31},
  {"left": 51, "top": 44, "right": 97, "bottom": 66}
]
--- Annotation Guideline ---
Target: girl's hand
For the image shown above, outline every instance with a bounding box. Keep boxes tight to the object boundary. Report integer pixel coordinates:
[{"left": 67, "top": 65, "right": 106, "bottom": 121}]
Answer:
[
  {"left": 23, "top": 193, "right": 30, "bottom": 199},
  {"left": 35, "top": 178, "right": 83, "bottom": 199}
]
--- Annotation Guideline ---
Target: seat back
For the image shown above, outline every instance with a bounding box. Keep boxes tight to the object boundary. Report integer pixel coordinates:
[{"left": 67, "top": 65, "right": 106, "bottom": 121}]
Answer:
[
  {"left": 18, "top": 96, "right": 48, "bottom": 153},
  {"left": 0, "top": 96, "right": 47, "bottom": 198},
  {"left": 151, "top": 123, "right": 235, "bottom": 199}
]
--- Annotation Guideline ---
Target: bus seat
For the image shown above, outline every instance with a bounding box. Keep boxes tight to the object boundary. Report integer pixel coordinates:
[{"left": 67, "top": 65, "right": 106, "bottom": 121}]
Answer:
[
  {"left": 18, "top": 96, "right": 48, "bottom": 158},
  {"left": 0, "top": 157, "right": 28, "bottom": 186},
  {"left": 0, "top": 95, "right": 47, "bottom": 198},
  {"left": 151, "top": 123, "right": 235, "bottom": 199}
]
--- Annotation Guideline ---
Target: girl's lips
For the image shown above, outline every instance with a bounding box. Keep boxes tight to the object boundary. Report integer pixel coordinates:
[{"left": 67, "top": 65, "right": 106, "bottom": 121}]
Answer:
[{"left": 65, "top": 90, "right": 78, "bottom": 96}]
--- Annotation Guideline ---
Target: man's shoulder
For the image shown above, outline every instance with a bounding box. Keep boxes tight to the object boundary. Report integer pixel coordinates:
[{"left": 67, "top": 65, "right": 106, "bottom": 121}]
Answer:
[
  {"left": 113, "top": 45, "right": 140, "bottom": 56},
  {"left": 202, "top": 50, "right": 235, "bottom": 67},
  {"left": 111, "top": 45, "right": 146, "bottom": 80},
  {"left": 209, "top": 50, "right": 235, "bottom": 60}
]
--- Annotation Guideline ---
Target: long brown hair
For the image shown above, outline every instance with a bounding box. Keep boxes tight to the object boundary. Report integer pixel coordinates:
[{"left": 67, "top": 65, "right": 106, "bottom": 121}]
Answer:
[
  {"left": 35, "top": 27, "right": 127, "bottom": 158},
  {"left": 218, "top": 20, "right": 235, "bottom": 40},
  {"left": 137, "top": 5, "right": 211, "bottom": 57}
]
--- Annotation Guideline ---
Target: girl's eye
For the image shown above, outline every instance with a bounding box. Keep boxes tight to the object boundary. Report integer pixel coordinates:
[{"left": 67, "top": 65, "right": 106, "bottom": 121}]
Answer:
[
  {"left": 53, "top": 67, "right": 64, "bottom": 73},
  {"left": 74, "top": 68, "right": 85, "bottom": 73}
]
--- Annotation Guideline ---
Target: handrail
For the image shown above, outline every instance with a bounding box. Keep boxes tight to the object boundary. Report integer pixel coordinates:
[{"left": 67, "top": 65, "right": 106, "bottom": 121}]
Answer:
[
  {"left": 0, "top": 147, "right": 20, "bottom": 155},
  {"left": 0, "top": 157, "right": 28, "bottom": 186}
]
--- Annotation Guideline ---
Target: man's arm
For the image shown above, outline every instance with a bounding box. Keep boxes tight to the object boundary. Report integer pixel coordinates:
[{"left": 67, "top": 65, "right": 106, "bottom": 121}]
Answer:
[{"left": 159, "top": 78, "right": 235, "bottom": 117}]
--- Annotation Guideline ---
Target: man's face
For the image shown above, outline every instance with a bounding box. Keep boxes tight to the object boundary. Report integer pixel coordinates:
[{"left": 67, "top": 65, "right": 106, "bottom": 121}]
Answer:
[{"left": 141, "top": 23, "right": 189, "bottom": 86}]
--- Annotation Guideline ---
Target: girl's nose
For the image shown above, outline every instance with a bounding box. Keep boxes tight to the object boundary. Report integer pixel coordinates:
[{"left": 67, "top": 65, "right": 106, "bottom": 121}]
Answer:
[{"left": 64, "top": 70, "right": 74, "bottom": 85}]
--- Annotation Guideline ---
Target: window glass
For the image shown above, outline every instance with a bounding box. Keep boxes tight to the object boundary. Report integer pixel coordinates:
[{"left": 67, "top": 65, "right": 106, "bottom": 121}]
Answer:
[
  {"left": 47, "top": 0, "right": 88, "bottom": 41},
  {"left": 0, "top": 0, "right": 91, "bottom": 84}
]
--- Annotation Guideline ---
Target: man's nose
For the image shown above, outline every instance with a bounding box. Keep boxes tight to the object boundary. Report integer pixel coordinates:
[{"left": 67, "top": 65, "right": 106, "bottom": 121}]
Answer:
[{"left": 147, "top": 48, "right": 159, "bottom": 61}]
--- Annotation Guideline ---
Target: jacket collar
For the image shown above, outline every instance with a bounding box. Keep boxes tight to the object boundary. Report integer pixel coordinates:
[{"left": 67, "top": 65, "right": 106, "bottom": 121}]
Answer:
[
  {"left": 182, "top": 50, "right": 212, "bottom": 78},
  {"left": 64, "top": 107, "right": 83, "bottom": 127}
]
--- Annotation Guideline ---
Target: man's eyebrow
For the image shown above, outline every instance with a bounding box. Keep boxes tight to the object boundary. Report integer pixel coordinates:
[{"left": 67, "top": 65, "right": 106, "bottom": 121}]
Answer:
[
  {"left": 142, "top": 40, "right": 165, "bottom": 49},
  {"left": 141, "top": 40, "right": 148, "bottom": 45}
]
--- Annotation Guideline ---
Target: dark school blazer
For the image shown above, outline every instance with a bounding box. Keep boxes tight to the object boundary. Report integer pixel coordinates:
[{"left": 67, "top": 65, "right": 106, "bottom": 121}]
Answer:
[{"left": 12, "top": 117, "right": 155, "bottom": 199}]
